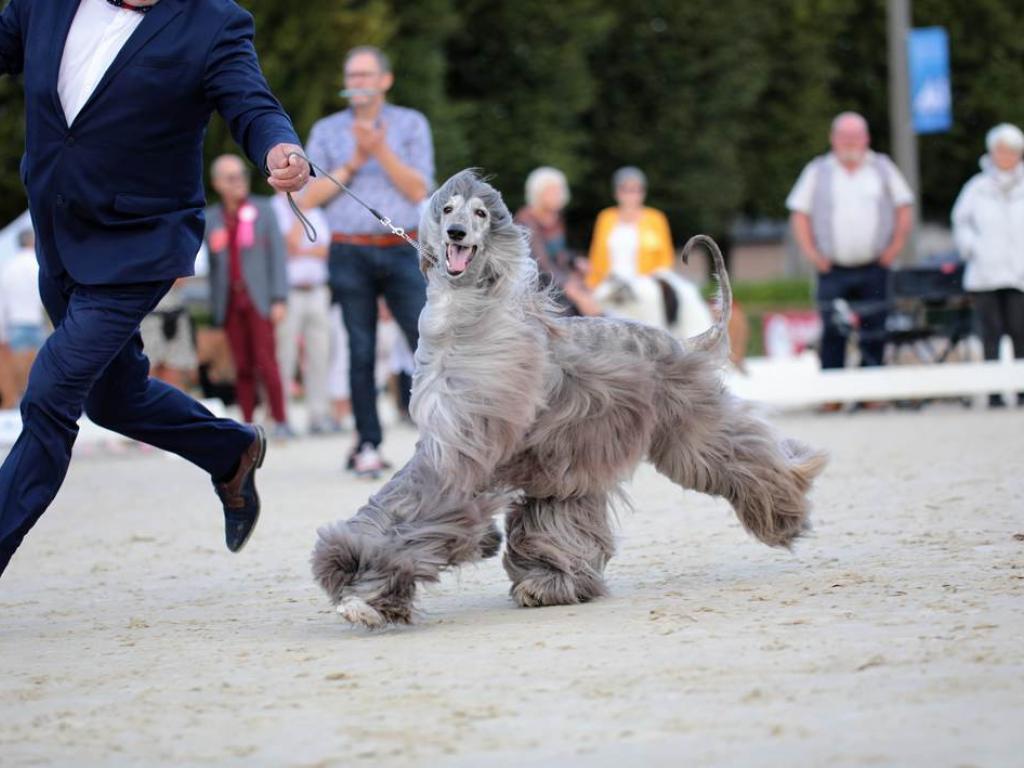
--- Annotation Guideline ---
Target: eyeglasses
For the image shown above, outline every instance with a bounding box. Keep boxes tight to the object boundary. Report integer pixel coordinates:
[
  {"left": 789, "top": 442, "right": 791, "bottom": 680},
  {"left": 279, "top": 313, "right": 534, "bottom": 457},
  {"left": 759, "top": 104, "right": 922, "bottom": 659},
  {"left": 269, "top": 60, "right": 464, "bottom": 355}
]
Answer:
[{"left": 344, "top": 69, "right": 382, "bottom": 80}]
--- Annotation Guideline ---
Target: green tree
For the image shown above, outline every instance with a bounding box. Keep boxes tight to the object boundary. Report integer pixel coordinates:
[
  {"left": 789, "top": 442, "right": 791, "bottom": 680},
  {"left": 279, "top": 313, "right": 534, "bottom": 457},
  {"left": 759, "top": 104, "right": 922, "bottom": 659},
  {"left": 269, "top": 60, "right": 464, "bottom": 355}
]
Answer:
[
  {"left": 0, "top": 76, "right": 26, "bottom": 226},
  {"left": 738, "top": 0, "right": 853, "bottom": 221},
  {"left": 2, "top": 0, "right": 1024, "bottom": 245},
  {"left": 386, "top": 0, "right": 469, "bottom": 179},
  {"left": 204, "top": 0, "right": 395, "bottom": 187},
  {"left": 442, "top": 0, "right": 614, "bottom": 212},
  {"left": 914, "top": 0, "right": 1024, "bottom": 219},
  {"left": 583, "top": 0, "right": 773, "bottom": 247}
]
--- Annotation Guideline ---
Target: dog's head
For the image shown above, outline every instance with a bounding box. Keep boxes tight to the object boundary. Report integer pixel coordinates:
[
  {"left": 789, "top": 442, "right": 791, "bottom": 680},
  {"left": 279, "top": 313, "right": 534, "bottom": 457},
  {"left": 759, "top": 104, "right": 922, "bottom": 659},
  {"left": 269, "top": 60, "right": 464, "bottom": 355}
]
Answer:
[{"left": 418, "top": 169, "right": 525, "bottom": 286}]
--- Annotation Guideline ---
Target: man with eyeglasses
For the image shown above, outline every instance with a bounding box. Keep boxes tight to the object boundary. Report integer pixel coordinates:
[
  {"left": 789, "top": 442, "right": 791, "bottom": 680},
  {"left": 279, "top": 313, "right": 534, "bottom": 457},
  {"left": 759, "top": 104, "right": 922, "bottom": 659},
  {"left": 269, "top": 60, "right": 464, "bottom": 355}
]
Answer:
[{"left": 301, "top": 45, "right": 434, "bottom": 478}]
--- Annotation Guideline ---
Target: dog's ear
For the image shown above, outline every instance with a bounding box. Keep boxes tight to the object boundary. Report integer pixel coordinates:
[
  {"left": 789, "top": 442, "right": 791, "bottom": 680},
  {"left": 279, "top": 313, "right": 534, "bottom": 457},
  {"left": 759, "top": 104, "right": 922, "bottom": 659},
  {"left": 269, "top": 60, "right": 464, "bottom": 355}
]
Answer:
[
  {"left": 417, "top": 198, "right": 442, "bottom": 277},
  {"left": 419, "top": 244, "right": 436, "bottom": 277}
]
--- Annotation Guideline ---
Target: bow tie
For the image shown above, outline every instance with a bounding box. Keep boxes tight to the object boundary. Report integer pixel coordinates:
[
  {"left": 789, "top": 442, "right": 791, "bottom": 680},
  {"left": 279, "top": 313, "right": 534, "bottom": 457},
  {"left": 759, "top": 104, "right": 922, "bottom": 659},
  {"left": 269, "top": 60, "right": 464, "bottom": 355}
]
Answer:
[{"left": 106, "top": 0, "right": 154, "bottom": 13}]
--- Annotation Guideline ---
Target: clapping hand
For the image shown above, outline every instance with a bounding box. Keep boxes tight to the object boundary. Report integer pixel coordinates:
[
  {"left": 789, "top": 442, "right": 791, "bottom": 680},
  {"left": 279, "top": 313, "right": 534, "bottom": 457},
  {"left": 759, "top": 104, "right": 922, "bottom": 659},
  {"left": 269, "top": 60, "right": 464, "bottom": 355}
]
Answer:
[{"left": 353, "top": 119, "right": 385, "bottom": 158}]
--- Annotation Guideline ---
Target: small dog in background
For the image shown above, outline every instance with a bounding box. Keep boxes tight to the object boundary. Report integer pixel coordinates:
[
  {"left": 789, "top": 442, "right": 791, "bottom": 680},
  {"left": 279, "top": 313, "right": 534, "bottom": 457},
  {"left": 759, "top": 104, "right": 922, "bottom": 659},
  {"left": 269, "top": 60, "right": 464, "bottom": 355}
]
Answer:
[{"left": 312, "top": 170, "right": 826, "bottom": 628}]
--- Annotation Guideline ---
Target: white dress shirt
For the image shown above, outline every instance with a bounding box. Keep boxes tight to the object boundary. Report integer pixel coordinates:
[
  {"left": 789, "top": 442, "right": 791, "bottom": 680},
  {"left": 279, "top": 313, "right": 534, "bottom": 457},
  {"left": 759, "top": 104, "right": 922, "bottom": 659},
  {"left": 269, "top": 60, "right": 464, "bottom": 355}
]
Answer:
[
  {"left": 786, "top": 152, "right": 915, "bottom": 266},
  {"left": 57, "top": 0, "right": 147, "bottom": 126},
  {"left": 608, "top": 223, "right": 640, "bottom": 281}
]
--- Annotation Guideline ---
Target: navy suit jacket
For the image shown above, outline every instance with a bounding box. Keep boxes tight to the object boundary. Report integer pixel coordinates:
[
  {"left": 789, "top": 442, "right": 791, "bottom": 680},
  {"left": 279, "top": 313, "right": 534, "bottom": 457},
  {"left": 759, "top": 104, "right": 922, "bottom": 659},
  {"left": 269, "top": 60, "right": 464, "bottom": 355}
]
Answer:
[{"left": 0, "top": 0, "right": 301, "bottom": 285}]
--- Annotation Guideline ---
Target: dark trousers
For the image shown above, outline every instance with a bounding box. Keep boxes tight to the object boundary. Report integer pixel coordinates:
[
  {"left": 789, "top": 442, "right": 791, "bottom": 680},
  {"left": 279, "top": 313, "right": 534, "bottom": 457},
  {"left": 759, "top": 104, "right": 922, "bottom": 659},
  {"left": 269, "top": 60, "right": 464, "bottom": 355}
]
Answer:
[
  {"left": 817, "top": 263, "right": 890, "bottom": 369},
  {"left": 0, "top": 273, "right": 253, "bottom": 577},
  {"left": 223, "top": 285, "right": 286, "bottom": 424},
  {"left": 972, "top": 288, "right": 1024, "bottom": 361},
  {"left": 328, "top": 242, "right": 426, "bottom": 448},
  {"left": 973, "top": 288, "right": 1024, "bottom": 403}
]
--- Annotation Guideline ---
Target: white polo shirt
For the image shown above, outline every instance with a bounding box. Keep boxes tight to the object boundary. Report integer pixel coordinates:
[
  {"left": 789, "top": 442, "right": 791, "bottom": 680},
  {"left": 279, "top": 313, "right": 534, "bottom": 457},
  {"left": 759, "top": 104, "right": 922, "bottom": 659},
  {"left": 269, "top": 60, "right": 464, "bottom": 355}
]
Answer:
[{"left": 787, "top": 152, "right": 914, "bottom": 266}]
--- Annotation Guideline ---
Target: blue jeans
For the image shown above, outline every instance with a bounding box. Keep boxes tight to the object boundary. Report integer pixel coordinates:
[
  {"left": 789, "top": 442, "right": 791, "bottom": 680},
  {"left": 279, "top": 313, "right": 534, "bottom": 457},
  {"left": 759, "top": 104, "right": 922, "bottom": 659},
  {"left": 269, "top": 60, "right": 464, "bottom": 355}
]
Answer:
[
  {"left": 0, "top": 273, "right": 253, "bottom": 577},
  {"left": 817, "top": 263, "right": 890, "bottom": 369},
  {"left": 329, "top": 242, "right": 426, "bottom": 448}
]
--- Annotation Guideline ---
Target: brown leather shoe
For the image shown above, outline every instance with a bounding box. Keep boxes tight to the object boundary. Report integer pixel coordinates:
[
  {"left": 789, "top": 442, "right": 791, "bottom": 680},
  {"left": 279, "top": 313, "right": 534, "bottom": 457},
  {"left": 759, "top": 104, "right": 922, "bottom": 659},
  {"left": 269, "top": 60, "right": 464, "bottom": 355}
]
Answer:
[{"left": 214, "top": 425, "right": 267, "bottom": 552}]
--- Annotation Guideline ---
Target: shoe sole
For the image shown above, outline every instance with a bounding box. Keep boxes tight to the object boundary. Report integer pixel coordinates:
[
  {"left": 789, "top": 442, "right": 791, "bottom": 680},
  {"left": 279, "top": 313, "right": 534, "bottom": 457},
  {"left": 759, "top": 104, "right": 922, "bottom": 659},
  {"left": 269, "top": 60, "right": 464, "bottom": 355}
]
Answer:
[{"left": 232, "top": 425, "right": 267, "bottom": 554}]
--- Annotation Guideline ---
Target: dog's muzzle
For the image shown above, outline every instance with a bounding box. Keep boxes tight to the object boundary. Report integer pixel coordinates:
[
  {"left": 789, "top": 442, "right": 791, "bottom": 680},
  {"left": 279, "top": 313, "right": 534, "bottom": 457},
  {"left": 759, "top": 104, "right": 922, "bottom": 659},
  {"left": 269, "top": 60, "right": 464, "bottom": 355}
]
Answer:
[{"left": 445, "top": 243, "right": 477, "bottom": 276}]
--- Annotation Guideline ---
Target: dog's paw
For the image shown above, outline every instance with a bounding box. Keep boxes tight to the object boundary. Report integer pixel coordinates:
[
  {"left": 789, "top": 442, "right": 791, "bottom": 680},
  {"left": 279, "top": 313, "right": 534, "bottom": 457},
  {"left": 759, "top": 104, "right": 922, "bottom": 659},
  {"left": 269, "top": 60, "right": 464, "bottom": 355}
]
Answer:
[
  {"left": 511, "top": 570, "right": 606, "bottom": 608},
  {"left": 337, "top": 596, "right": 386, "bottom": 629}
]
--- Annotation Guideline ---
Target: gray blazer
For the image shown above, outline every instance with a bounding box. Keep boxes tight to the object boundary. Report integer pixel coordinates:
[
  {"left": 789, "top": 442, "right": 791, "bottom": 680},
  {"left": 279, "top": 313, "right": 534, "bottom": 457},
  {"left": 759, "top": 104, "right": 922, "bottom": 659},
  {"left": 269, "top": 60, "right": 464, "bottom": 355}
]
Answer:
[{"left": 205, "top": 195, "right": 288, "bottom": 326}]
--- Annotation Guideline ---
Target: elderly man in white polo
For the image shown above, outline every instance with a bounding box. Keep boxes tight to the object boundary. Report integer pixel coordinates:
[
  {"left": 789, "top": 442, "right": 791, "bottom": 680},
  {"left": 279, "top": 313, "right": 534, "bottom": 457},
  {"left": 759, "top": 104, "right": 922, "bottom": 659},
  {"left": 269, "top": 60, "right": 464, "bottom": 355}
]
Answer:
[{"left": 787, "top": 112, "right": 915, "bottom": 381}]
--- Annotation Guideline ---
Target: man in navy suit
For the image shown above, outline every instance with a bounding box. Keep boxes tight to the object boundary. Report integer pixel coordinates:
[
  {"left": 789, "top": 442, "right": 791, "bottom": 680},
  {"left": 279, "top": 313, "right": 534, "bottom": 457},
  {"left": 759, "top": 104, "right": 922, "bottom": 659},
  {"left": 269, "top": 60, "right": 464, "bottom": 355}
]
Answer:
[{"left": 0, "top": 0, "right": 312, "bottom": 577}]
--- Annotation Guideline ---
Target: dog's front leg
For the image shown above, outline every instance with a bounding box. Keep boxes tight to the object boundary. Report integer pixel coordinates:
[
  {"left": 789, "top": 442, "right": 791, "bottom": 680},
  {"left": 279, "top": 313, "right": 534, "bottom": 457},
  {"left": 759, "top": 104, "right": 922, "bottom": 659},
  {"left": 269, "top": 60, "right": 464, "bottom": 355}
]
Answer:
[{"left": 312, "top": 452, "right": 508, "bottom": 627}]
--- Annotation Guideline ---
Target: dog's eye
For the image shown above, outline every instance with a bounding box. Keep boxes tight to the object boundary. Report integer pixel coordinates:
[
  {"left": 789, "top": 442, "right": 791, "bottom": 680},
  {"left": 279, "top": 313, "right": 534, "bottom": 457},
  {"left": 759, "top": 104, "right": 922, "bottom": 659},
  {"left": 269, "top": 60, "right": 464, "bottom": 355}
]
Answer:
[
  {"left": 474, "top": 209, "right": 487, "bottom": 219},
  {"left": 442, "top": 205, "right": 453, "bottom": 215}
]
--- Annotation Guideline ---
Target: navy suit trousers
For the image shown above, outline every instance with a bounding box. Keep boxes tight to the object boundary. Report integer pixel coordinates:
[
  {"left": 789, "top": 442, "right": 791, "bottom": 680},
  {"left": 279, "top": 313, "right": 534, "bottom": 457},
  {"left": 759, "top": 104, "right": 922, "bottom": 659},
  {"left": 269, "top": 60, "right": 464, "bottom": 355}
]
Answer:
[{"left": 0, "top": 273, "right": 253, "bottom": 577}]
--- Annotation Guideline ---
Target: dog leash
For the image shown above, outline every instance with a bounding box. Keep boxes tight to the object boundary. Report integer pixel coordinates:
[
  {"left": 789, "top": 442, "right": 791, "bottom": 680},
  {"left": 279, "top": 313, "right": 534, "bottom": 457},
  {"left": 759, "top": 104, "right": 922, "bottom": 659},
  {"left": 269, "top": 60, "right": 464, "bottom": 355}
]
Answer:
[{"left": 283, "top": 152, "right": 437, "bottom": 266}]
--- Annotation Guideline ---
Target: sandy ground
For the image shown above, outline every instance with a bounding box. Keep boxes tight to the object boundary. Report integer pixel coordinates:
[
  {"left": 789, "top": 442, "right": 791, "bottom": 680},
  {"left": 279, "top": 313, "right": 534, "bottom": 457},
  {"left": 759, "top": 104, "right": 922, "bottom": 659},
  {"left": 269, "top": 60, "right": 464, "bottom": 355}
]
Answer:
[{"left": 1, "top": 406, "right": 1022, "bottom": 767}]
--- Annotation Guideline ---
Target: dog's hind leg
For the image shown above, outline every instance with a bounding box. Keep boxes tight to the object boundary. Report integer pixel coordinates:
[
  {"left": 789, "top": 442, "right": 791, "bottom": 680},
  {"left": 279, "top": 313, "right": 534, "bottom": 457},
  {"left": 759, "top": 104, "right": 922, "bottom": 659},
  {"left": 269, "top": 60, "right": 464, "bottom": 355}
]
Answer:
[
  {"left": 648, "top": 369, "right": 827, "bottom": 548},
  {"left": 502, "top": 493, "right": 615, "bottom": 608}
]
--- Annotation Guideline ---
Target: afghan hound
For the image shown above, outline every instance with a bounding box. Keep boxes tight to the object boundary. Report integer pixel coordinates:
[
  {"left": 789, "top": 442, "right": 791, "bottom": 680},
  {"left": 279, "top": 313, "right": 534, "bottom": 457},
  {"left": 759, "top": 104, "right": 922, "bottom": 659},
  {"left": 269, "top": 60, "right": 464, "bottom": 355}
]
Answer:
[{"left": 312, "top": 170, "right": 827, "bottom": 628}]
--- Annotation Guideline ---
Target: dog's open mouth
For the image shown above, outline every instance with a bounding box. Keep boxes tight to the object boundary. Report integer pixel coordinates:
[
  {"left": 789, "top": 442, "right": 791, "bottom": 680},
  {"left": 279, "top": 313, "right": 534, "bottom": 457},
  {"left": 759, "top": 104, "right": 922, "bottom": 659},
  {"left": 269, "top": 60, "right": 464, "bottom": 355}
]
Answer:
[{"left": 445, "top": 243, "right": 476, "bottom": 276}]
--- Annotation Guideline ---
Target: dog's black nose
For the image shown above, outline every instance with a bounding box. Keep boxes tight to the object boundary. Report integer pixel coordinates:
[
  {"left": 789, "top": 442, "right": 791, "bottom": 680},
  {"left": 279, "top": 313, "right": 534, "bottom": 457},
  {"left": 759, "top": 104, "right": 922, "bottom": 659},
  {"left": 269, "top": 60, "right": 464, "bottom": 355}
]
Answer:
[{"left": 447, "top": 225, "right": 466, "bottom": 242}]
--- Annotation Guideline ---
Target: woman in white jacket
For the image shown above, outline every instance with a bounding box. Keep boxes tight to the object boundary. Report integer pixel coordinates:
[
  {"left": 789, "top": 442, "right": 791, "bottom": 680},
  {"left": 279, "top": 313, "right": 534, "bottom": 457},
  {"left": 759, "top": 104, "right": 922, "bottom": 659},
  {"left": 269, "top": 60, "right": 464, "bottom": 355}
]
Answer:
[{"left": 952, "top": 123, "right": 1024, "bottom": 407}]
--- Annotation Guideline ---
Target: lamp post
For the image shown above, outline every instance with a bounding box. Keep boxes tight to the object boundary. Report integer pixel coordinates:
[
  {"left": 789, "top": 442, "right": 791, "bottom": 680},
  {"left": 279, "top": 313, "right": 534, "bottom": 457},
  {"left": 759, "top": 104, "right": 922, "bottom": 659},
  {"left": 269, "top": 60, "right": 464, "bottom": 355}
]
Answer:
[{"left": 887, "top": 0, "right": 920, "bottom": 261}]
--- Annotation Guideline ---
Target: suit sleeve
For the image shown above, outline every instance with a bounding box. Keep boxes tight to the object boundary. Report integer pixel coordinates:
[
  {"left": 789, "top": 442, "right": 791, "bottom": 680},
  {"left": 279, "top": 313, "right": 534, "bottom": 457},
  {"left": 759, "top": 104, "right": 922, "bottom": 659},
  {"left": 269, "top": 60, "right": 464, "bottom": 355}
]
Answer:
[
  {"left": 203, "top": 6, "right": 300, "bottom": 173},
  {"left": 266, "top": 203, "right": 288, "bottom": 303},
  {"left": 0, "top": 0, "right": 25, "bottom": 76}
]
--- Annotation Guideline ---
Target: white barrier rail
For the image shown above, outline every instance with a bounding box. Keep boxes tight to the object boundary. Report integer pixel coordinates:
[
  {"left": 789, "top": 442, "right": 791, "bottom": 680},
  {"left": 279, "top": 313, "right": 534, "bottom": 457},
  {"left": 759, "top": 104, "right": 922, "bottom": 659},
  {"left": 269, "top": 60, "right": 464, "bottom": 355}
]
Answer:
[
  {"left": 2, "top": 359, "right": 1021, "bottom": 449},
  {"left": 0, "top": 399, "right": 229, "bottom": 450},
  {"left": 726, "top": 355, "right": 1024, "bottom": 408}
]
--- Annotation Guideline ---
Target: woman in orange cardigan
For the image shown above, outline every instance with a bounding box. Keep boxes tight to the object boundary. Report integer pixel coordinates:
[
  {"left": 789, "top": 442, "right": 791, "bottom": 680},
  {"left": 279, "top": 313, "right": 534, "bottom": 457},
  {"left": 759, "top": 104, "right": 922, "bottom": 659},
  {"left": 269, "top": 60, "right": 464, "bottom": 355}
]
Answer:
[
  {"left": 587, "top": 167, "right": 675, "bottom": 324},
  {"left": 589, "top": 167, "right": 675, "bottom": 288}
]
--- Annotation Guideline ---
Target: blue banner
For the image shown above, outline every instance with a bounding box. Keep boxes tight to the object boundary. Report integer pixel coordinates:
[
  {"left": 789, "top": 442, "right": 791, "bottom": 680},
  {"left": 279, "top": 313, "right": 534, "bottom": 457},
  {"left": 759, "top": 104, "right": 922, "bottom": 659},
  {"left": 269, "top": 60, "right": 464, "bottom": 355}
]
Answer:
[{"left": 908, "top": 27, "right": 953, "bottom": 134}]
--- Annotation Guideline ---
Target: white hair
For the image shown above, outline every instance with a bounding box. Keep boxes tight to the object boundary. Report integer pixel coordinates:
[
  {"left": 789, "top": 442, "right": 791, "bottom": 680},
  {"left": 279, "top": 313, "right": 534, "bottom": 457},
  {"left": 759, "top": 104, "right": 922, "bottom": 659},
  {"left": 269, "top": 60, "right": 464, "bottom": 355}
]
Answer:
[
  {"left": 524, "top": 166, "right": 570, "bottom": 208},
  {"left": 986, "top": 123, "right": 1024, "bottom": 154},
  {"left": 831, "top": 111, "right": 869, "bottom": 135}
]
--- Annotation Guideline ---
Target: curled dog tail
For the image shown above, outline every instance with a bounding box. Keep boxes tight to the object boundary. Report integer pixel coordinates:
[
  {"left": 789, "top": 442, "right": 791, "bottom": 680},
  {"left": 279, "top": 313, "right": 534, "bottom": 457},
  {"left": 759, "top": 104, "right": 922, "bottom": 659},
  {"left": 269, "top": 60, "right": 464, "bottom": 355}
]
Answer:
[{"left": 681, "top": 234, "right": 732, "bottom": 354}]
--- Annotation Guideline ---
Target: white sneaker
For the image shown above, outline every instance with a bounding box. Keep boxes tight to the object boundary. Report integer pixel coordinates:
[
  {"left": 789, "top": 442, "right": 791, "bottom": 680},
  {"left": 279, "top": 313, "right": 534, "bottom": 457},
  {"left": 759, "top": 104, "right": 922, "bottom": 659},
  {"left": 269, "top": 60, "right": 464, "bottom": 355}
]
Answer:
[{"left": 352, "top": 442, "right": 385, "bottom": 478}]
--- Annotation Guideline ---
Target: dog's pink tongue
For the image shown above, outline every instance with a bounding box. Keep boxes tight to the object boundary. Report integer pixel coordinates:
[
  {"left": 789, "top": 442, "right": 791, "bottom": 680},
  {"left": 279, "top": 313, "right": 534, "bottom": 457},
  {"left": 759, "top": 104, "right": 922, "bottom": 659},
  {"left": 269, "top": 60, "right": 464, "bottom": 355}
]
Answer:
[{"left": 447, "top": 244, "right": 471, "bottom": 273}]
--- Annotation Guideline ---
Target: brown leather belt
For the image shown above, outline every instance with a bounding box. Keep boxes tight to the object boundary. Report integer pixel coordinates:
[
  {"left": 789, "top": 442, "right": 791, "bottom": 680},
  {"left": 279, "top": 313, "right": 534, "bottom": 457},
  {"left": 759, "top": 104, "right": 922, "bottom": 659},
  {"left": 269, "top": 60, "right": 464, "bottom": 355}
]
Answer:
[{"left": 332, "top": 230, "right": 418, "bottom": 248}]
